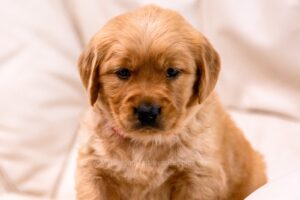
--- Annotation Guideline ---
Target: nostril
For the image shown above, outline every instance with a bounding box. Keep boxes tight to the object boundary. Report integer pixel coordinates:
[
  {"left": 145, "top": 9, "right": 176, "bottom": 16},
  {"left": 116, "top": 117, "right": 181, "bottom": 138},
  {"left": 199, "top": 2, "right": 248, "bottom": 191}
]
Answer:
[
  {"left": 149, "top": 106, "right": 160, "bottom": 116},
  {"left": 157, "top": 107, "right": 162, "bottom": 115},
  {"left": 133, "top": 107, "right": 138, "bottom": 114}
]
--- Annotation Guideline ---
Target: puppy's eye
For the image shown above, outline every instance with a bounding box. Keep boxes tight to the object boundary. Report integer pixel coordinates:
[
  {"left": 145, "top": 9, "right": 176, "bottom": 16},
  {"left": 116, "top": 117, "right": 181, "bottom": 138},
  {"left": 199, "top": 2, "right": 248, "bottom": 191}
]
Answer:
[
  {"left": 115, "top": 68, "right": 131, "bottom": 80},
  {"left": 166, "top": 67, "right": 181, "bottom": 79}
]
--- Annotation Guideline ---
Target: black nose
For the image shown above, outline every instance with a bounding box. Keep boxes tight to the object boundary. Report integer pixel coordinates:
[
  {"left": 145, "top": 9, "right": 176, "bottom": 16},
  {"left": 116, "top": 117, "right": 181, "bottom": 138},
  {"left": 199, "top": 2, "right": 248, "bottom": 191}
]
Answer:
[{"left": 134, "top": 103, "right": 161, "bottom": 126}]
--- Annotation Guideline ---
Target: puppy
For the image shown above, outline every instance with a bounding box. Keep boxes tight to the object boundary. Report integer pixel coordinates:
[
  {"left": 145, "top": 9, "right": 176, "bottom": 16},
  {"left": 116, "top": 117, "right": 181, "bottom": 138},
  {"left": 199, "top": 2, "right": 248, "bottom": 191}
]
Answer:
[{"left": 76, "top": 5, "right": 267, "bottom": 200}]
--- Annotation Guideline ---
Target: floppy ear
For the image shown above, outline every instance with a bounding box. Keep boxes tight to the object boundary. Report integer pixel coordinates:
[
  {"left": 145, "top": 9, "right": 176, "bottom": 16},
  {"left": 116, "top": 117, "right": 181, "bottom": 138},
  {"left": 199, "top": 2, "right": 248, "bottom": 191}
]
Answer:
[
  {"left": 78, "top": 45, "right": 100, "bottom": 105},
  {"left": 195, "top": 36, "right": 221, "bottom": 103}
]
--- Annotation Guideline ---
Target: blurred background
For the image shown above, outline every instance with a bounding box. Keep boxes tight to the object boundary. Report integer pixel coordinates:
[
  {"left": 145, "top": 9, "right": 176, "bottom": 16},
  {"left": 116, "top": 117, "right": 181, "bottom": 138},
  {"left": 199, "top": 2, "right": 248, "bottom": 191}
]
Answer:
[{"left": 0, "top": 0, "right": 300, "bottom": 199}]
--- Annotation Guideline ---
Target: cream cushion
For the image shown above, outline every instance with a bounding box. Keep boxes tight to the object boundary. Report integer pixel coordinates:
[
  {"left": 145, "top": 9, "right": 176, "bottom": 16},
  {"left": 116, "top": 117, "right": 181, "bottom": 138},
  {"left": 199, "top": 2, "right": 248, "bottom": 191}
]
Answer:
[
  {"left": 0, "top": 0, "right": 86, "bottom": 198},
  {"left": 246, "top": 170, "right": 300, "bottom": 200}
]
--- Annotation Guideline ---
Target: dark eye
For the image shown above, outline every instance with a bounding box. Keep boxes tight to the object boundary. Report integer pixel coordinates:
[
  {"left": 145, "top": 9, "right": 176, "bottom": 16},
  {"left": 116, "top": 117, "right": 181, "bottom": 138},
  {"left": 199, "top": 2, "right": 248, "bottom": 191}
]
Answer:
[
  {"left": 166, "top": 67, "right": 181, "bottom": 79},
  {"left": 115, "top": 68, "right": 131, "bottom": 80}
]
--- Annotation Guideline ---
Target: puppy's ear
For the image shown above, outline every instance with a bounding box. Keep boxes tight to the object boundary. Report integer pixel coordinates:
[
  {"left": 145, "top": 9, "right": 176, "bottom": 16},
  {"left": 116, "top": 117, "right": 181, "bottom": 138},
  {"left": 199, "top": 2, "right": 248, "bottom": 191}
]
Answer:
[
  {"left": 195, "top": 36, "right": 220, "bottom": 103},
  {"left": 78, "top": 45, "right": 100, "bottom": 105}
]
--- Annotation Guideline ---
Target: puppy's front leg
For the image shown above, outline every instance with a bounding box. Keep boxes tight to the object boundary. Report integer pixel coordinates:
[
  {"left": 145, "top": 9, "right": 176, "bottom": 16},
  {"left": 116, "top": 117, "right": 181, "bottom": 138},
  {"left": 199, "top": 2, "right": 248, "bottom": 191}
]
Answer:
[
  {"left": 76, "top": 162, "right": 106, "bottom": 200},
  {"left": 76, "top": 163, "right": 123, "bottom": 200},
  {"left": 170, "top": 172, "right": 227, "bottom": 200}
]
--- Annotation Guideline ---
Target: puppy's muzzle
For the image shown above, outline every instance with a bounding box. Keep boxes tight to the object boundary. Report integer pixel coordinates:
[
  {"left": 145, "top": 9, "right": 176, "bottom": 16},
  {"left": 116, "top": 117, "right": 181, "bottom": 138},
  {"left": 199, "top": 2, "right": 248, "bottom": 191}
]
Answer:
[{"left": 134, "top": 103, "right": 161, "bottom": 127}]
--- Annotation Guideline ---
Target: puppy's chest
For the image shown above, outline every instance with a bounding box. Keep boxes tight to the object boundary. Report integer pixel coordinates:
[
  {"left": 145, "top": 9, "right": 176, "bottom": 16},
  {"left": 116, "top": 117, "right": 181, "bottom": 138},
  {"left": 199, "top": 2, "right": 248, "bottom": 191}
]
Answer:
[
  {"left": 96, "top": 142, "right": 209, "bottom": 184},
  {"left": 99, "top": 154, "right": 175, "bottom": 186},
  {"left": 92, "top": 142, "right": 225, "bottom": 198},
  {"left": 97, "top": 147, "right": 206, "bottom": 188},
  {"left": 97, "top": 154, "right": 178, "bottom": 198}
]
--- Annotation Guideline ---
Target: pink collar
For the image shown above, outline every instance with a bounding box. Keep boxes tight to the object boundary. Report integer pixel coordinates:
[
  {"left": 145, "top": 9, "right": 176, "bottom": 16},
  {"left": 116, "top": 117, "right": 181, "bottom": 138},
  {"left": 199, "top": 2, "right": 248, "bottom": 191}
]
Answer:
[
  {"left": 95, "top": 105, "right": 128, "bottom": 139},
  {"left": 111, "top": 125, "right": 127, "bottom": 138}
]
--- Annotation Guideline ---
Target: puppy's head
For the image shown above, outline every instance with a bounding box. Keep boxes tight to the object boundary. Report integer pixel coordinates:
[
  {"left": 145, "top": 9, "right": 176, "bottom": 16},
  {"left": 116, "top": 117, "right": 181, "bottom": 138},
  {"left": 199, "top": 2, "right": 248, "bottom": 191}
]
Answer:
[{"left": 78, "top": 5, "right": 220, "bottom": 138}]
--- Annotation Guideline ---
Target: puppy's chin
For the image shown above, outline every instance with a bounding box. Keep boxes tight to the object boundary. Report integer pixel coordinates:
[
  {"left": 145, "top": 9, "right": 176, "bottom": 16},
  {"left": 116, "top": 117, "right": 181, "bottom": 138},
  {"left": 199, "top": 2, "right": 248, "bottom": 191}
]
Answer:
[
  {"left": 130, "top": 126, "right": 167, "bottom": 136},
  {"left": 119, "top": 127, "right": 181, "bottom": 145},
  {"left": 120, "top": 125, "right": 167, "bottom": 137}
]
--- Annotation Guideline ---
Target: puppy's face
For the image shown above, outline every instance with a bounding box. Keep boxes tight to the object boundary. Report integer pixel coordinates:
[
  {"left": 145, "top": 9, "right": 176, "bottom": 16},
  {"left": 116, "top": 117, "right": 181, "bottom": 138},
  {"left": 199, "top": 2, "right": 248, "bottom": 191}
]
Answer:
[{"left": 79, "top": 6, "right": 220, "bottom": 138}]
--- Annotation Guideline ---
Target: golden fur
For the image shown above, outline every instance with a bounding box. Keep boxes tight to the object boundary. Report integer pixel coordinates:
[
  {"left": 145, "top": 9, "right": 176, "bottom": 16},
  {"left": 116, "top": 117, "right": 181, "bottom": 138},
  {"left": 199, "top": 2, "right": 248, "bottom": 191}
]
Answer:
[{"left": 76, "top": 5, "right": 267, "bottom": 200}]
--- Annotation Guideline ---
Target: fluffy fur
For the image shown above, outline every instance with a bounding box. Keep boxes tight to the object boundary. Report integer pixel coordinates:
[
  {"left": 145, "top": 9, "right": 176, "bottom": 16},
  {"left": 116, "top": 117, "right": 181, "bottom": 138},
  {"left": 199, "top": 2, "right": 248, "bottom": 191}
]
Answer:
[{"left": 76, "top": 5, "right": 267, "bottom": 200}]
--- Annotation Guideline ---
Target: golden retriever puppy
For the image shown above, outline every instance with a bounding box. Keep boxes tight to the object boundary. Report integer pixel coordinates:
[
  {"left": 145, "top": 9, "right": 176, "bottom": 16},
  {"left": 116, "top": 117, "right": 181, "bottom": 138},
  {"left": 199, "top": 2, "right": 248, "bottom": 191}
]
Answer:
[{"left": 76, "top": 5, "right": 267, "bottom": 200}]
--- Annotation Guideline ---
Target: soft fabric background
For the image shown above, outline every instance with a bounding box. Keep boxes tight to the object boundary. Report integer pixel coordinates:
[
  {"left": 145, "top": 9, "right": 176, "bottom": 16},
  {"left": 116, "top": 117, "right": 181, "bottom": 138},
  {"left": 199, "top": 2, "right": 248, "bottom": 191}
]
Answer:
[{"left": 0, "top": 0, "right": 299, "bottom": 199}]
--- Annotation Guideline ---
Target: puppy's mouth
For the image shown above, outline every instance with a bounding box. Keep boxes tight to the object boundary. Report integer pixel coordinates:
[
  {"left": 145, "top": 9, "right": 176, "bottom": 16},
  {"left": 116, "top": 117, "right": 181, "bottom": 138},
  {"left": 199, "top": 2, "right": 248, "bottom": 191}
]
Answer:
[
  {"left": 112, "top": 112, "right": 183, "bottom": 139},
  {"left": 119, "top": 115, "right": 181, "bottom": 137},
  {"left": 121, "top": 120, "right": 164, "bottom": 135},
  {"left": 116, "top": 118, "right": 166, "bottom": 136}
]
